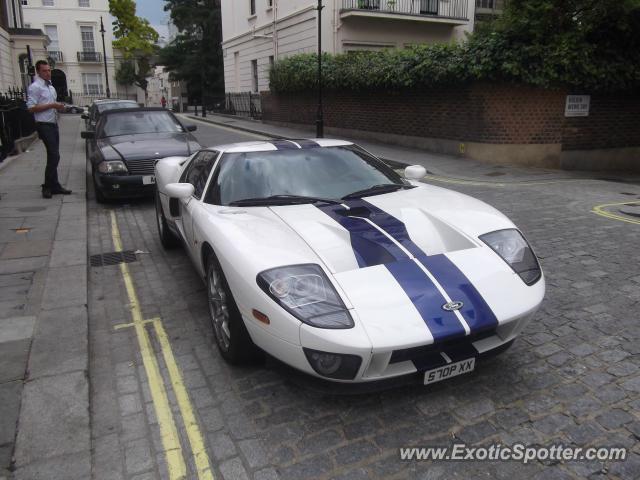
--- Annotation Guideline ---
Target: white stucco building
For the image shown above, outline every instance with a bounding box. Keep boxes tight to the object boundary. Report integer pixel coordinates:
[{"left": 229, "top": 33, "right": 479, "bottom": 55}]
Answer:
[
  {"left": 21, "top": 0, "right": 118, "bottom": 104},
  {"left": 147, "top": 65, "right": 186, "bottom": 111},
  {"left": 1, "top": 0, "right": 49, "bottom": 90},
  {"left": 221, "top": 0, "right": 477, "bottom": 93}
]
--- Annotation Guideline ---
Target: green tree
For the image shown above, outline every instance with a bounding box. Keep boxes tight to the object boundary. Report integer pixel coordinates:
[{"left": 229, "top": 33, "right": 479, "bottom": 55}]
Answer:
[
  {"left": 115, "top": 61, "right": 136, "bottom": 94},
  {"left": 109, "top": 0, "right": 159, "bottom": 94},
  {"left": 159, "top": 0, "right": 224, "bottom": 104}
]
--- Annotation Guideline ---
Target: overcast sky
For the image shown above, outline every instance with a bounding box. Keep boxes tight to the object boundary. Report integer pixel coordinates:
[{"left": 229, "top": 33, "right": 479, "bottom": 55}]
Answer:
[{"left": 135, "top": 0, "right": 170, "bottom": 43}]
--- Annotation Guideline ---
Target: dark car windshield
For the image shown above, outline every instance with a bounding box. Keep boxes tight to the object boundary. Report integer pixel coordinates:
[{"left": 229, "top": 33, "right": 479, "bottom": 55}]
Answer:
[
  {"left": 209, "top": 146, "right": 406, "bottom": 205},
  {"left": 100, "top": 111, "right": 184, "bottom": 137},
  {"left": 97, "top": 101, "right": 138, "bottom": 113}
]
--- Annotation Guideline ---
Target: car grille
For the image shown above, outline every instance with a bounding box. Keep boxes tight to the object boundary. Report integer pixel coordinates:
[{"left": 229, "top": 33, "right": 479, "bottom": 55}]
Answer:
[{"left": 125, "top": 158, "right": 157, "bottom": 175}]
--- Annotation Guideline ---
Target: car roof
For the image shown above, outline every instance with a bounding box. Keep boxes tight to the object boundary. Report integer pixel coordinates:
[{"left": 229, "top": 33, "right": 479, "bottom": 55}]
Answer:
[
  {"left": 100, "top": 107, "right": 172, "bottom": 116},
  {"left": 208, "top": 139, "right": 354, "bottom": 153},
  {"left": 93, "top": 99, "right": 137, "bottom": 104}
]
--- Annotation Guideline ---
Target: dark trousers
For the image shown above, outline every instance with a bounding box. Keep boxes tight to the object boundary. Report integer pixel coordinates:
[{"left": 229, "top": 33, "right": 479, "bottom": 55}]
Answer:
[{"left": 36, "top": 122, "right": 60, "bottom": 188}]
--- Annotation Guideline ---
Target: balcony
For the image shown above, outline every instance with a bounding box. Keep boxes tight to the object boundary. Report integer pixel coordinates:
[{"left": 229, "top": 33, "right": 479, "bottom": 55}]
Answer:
[
  {"left": 47, "top": 51, "right": 64, "bottom": 62},
  {"left": 340, "top": 0, "right": 469, "bottom": 22},
  {"left": 77, "top": 51, "right": 102, "bottom": 63}
]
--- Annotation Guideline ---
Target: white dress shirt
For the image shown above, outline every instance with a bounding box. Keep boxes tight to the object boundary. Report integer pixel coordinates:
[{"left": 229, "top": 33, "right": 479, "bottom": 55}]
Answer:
[{"left": 27, "top": 76, "right": 58, "bottom": 124}]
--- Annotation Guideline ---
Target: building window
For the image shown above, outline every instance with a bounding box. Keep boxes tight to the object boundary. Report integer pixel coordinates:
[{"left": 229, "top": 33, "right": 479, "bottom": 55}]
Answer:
[
  {"left": 250, "top": 0, "right": 255, "bottom": 15},
  {"left": 78, "top": 0, "right": 90, "bottom": 6},
  {"left": 82, "top": 73, "right": 103, "bottom": 95},
  {"left": 268, "top": 55, "right": 274, "bottom": 68},
  {"left": 267, "top": 0, "right": 273, "bottom": 6},
  {"left": 42, "top": 0, "right": 53, "bottom": 5},
  {"left": 80, "top": 26, "right": 95, "bottom": 51},
  {"left": 21, "top": 0, "right": 28, "bottom": 5},
  {"left": 251, "top": 59, "right": 258, "bottom": 93},
  {"left": 44, "top": 25, "right": 59, "bottom": 51}
]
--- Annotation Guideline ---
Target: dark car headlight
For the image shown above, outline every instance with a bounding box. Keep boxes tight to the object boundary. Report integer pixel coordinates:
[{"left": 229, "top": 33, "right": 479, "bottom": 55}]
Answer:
[
  {"left": 257, "top": 264, "right": 354, "bottom": 329},
  {"left": 98, "top": 160, "right": 128, "bottom": 174},
  {"left": 480, "top": 229, "right": 541, "bottom": 285}
]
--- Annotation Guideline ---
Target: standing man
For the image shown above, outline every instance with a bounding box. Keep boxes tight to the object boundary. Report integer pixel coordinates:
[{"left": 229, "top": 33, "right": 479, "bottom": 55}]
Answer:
[{"left": 27, "top": 60, "right": 72, "bottom": 198}]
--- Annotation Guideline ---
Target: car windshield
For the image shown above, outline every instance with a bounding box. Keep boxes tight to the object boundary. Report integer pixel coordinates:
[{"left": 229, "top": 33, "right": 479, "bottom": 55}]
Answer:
[
  {"left": 100, "top": 111, "right": 183, "bottom": 137},
  {"left": 210, "top": 146, "right": 406, "bottom": 205},
  {"left": 97, "top": 101, "right": 138, "bottom": 113}
]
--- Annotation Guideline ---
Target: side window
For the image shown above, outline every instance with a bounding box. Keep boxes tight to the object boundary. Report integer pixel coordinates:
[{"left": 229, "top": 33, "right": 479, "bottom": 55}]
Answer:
[{"left": 181, "top": 151, "right": 218, "bottom": 200}]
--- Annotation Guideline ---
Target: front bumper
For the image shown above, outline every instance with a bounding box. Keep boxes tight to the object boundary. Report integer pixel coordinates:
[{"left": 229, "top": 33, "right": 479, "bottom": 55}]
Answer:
[
  {"left": 245, "top": 311, "right": 532, "bottom": 385},
  {"left": 95, "top": 173, "right": 156, "bottom": 199}
]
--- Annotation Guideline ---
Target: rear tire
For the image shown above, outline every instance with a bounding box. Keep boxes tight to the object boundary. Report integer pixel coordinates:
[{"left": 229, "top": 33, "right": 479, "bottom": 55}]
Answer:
[
  {"left": 155, "top": 189, "right": 179, "bottom": 249},
  {"left": 206, "top": 253, "right": 261, "bottom": 364}
]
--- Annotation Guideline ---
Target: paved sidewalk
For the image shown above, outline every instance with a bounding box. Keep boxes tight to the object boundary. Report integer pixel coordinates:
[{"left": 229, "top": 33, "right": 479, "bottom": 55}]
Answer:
[{"left": 0, "top": 115, "right": 89, "bottom": 480}]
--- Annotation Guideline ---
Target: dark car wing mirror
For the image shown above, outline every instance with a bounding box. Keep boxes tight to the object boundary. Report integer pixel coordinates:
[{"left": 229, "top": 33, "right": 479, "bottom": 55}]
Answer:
[
  {"left": 81, "top": 113, "right": 89, "bottom": 120},
  {"left": 185, "top": 124, "right": 197, "bottom": 132},
  {"left": 81, "top": 131, "right": 95, "bottom": 139}
]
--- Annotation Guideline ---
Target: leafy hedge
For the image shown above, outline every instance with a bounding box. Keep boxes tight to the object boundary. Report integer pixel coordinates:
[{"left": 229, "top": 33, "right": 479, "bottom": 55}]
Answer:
[{"left": 270, "top": 0, "right": 640, "bottom": 93}]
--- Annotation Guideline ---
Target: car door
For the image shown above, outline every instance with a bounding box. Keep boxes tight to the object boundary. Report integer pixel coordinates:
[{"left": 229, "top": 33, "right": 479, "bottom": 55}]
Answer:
[{"left": 178, "top": 150, "right": 218, "bottom": 257}]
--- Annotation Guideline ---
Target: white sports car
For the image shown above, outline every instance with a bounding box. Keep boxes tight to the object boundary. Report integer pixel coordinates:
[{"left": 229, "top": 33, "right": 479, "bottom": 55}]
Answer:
[{"left": 154, "top": 139, "right": 544, "bottom": 385}]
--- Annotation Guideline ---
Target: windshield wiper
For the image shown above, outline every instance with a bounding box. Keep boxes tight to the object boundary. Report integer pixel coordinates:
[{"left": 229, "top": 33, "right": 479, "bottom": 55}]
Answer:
[
  {"left": 341, "top": 183, "right": 414, "bottom": 200},
  {"left": 228, "top": 194, "right": 340, "bottom": 207}
]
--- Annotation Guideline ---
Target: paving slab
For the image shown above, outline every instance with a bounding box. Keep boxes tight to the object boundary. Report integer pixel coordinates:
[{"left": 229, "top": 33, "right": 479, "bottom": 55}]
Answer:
[
  {"left": 0, "top": 316, "right": 36, "bottom": 343},
  {"left": 49, "top": 239, "right": 86, "bottom": 268},
  {"left": 0, "top": 380, "right": 22, "bottom": 445},
  {"left": 0, "top": 339, "right": 30, "bottom": 383},
  {"left": 14, "top": 371, "right": 89, "bottom": 466},
  {"left": 41, "top": 264, "right": 87, "bottom": 311},
  {"left": 0, "top": 241, "right": 51, "bottom": 260},
  {"left": 13, "top": 450, "right": 90, "bottom": 480},
  {"left": 28, "top": 306, "right": 88, "bottom": 379}
]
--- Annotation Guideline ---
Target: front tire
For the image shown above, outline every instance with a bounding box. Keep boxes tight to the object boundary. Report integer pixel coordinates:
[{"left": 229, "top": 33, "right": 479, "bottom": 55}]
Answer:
[
  {"left": 92, "top": 171, "right": 107, "bottom": 204},
  {"left": 206, "top": 254, "right": 261, "bottom": 364},
  {"left": 155, "top": 190, "right": 179, "bottom": 249}
]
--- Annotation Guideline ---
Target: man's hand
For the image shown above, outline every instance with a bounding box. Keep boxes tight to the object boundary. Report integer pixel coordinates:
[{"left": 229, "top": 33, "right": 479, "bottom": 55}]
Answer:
[{"left": 53, "top": 102, "right": 66, "bottom": 112}]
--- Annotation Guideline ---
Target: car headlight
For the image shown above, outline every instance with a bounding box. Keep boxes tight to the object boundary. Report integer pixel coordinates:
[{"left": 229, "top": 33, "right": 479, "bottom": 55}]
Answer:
[
  {"left": 480, "top": 229, "right": 541, "bottom": 285},
  {"left": 257, "top": 264, "right": 354, "bottom": 329},
  {"left": 98, "top": 160, "right": 128, "bottom": 174}
]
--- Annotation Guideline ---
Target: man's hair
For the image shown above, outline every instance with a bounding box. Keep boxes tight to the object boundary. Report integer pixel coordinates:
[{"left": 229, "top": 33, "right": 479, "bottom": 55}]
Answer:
[{"left": 35, "top": 60, "right": 49, "bottom": 72}]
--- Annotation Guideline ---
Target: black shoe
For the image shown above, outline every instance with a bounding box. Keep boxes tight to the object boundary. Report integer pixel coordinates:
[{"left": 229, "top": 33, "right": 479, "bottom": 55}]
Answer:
[
  {"left": 42, "top": 185, "right": 52, "bottom": 199},
  {"left": 52, "top": 186, "right": 72, "bottom": 195}
]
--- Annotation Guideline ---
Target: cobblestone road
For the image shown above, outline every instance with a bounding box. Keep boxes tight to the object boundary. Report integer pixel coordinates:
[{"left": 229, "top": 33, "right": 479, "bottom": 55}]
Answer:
[{"left": 87, "top": 120, "right": 640, "bottom": 480}]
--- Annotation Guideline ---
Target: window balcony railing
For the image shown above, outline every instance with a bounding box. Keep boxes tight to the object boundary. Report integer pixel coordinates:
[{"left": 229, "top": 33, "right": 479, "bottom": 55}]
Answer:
[
  {"left": 47, "top": 50, "right": 63, "bottom": 62},
  {"left": 77, "top": 51, "right": 102, "bottom": 62},
  {"left": 341, "top": 0, "right": 468, "bottom": 20}
]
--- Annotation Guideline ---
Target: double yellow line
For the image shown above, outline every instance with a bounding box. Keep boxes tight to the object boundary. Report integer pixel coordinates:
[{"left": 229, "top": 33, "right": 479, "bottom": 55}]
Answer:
[
  {"left": 110, "top": 211, "right": 214, "bottom": 480},
  {"left": 592, "top": 201, "right": 640, "bottom": 225}
]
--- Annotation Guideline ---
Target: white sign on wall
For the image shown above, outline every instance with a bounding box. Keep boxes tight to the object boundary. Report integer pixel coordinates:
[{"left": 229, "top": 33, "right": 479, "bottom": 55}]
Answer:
[{"left": 565, "top": 95, "right": 591, "bottom": 117}]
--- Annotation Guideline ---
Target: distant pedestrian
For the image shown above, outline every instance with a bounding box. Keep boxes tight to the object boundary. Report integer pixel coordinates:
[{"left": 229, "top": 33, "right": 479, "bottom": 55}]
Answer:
[
  {"left": 27, "top": 60, "right": 72, "bottom": 199},
  {"left": 161, "top": 96, "right": 167, "bottom": 109}
]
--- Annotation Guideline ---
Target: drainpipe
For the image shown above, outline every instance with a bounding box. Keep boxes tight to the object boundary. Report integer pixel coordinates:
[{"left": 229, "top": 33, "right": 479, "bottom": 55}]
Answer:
[{"left": 273, "top": 0, "right": 278, "bottom": 60}]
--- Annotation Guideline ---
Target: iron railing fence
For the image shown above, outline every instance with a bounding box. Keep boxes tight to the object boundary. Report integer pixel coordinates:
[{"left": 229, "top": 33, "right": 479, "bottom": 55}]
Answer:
[
  {"left": 341, "top": 0, "right": 468, "bottom": 19},
  {"left": 0, "top": 89, "right": 36, "bottom": 160},
  {"left": 77, "top": 51, "right": 103, "bottom": 62},
  {"left": 225, "top": 92, "right": 262, "bottom": 119}
]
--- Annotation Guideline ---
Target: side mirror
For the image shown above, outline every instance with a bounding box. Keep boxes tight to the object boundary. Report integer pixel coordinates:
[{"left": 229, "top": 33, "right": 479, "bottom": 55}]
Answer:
[
  {"left": 80, "top": 131, "right": 95, "bottom": 139},
  {"left": 185, "top": 124, "right": 197, "bottom": 132},
  {"left": 165, "top": 183, "right": 195, "bottom": 199},
  {"left": 404, "top": 165, "right": 426, "bottom": 181},
  {"left": 81, "top": 113, "right": 89, "bottom": 120}
]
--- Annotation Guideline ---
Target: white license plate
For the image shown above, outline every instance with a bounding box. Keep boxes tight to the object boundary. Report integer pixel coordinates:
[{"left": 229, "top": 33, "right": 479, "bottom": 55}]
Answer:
[
  {"left": 142, "top": 175, "right": 156, "bottom": 185},
  {"left": 424, "top": 358, "right": 475, "bottom": 385}
]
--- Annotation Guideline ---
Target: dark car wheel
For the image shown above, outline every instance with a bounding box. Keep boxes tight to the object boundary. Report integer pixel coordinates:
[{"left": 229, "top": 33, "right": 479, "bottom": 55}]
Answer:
[
  {"left": 206, "top": 253, "right": 261, "bottom": 364},
  {"left": 155, "top": 190, "right": 179, "bottom": 249}
]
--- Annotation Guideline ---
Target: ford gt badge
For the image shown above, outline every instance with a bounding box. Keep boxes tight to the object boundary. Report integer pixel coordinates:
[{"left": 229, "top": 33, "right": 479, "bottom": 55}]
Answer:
[{"left": 442, "top": 301, "right": 464, "bottom": 311}]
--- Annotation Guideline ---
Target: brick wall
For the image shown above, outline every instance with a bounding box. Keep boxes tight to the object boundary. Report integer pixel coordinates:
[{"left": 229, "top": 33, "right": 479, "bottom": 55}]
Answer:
[{"left": 262, "top": 84, "right": 640, "bottom": 151}]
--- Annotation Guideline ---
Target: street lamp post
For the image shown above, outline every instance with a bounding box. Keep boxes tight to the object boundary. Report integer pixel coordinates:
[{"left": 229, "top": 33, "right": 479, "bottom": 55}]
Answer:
[
  {"left": 99, "top": 16, "right": 111, "bottom": 98},
  {"left": 316, "top": 0, "right": 324, "bottom": 138}
]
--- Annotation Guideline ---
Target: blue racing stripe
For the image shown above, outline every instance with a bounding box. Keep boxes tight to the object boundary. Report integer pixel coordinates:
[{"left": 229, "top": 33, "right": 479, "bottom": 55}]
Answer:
[
  {"left": 270, "top": 140, "right": 298, "bottom": 150},
  {"left": 293, "top": 139, "right": 321, "bottom": 148},
  {"left": 386, "top": 259, "right": 467, "bottom": 342},
  {"left": 316, "top": 204, "right": 407, "bottom": 268},
  {"left": 418, "top": 254, "right": 498, "bottom": 333},
  {"left": 355, "top": 199, "right": 424, "bottom": 257}
]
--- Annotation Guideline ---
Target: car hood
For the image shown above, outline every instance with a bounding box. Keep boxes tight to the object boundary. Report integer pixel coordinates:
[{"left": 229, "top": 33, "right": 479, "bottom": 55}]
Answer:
[
  {"left": 99, "top": 133, "right": 194, "bottom": 161},
  {"left": 266, "top": 186, "right": 544, "bottom": 349}
]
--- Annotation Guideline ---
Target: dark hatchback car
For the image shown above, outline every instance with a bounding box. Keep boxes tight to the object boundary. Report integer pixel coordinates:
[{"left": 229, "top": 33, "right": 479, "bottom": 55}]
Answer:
[
  {"left": 81, "top": 98, "right": 139, "bottom": 131},
  {"left": 82, "top": 107, "right": 201, "bottom": 202}
]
